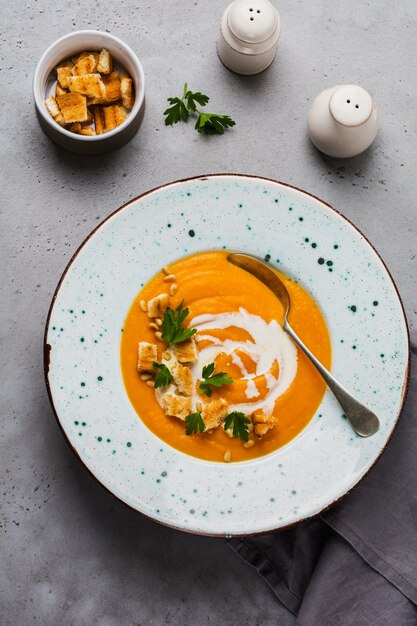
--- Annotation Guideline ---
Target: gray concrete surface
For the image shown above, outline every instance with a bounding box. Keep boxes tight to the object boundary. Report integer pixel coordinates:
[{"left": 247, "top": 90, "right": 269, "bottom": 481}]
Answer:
[{"left": 1, "top": 1, "right": 416, "bottom": 624}]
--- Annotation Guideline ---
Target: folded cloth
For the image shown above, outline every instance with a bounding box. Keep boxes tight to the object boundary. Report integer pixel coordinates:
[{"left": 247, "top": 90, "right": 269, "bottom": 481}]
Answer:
[{"left": 230, "top": 347, "right": 417, "bottom": 625}]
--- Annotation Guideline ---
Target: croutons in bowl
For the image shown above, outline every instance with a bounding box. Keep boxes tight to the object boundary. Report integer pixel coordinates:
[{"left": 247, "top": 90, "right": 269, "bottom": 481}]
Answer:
[{"left": 33, "top": 30, "right": 145, "bottom": 154}]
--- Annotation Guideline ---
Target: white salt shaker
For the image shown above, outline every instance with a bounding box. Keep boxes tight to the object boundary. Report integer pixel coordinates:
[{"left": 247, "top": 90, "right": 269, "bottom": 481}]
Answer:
[
  {"left": 307, "top": 85, "right": 378, "bottom": 158},
  {"left": 217, "top": 0, "right": 281, "bottom": 75}
]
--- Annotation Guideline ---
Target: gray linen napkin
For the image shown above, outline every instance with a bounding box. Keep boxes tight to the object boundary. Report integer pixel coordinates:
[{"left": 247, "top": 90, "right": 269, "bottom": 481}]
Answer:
[{"left": 230, "top": 347, "right": 417, "bottom": 625}]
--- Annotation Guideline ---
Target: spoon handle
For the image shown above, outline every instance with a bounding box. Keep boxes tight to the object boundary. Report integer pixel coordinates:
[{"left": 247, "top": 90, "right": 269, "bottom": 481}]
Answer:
[{"left": 284, "top": 322, "right": 380, "bottom": 437}]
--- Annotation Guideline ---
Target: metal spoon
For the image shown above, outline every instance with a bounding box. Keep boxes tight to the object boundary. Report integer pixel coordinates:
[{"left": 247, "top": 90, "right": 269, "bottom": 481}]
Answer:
[{"left": 227, "top": 252, "right": 380, "bottom": 437}]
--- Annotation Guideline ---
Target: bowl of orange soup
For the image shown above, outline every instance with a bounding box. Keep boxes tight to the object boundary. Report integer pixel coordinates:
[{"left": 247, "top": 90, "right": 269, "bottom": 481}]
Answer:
[{"left": 45, "top": 174, "right": 409, "bottom": 536}]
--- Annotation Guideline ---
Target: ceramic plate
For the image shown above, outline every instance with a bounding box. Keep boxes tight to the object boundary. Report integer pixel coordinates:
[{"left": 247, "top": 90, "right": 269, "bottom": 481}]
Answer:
[{"left": 45, "top": 174, "right": 409, "bottom": 536}]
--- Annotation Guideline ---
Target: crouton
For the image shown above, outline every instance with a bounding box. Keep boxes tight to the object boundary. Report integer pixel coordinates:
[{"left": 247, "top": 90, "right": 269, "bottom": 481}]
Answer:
[
  {"left": 102, "top": 104, "right": 126, "bottom": 131},
  {"left": 55, "top": 83, "right": 67, "bottom": 97},
  {"left": 252, "top": 409, "right": 277, "bottom": 437},
  {"left": 69, "top": 122, "right": 82, "bottom": 133},
  {"left": 70, "top": 122, "right": 95, "bottom": 135},
  {"left": 147, "top": 294, "right": 169, "bottom": 318},
  {"left": 172, "top": 362, "right": 193, "bottom": 396},
  {"left": 73, "top": 51, "right": 99, "bottom": 65},
  {"left": 173, "top": 337, "right": 198, "bottom": 364},
  {"left": 97, "top": 48, "right": 113, "bottom": 74},
  {"left": 163, "top": 394, "right": 191, "bottom": 420},
  {"left": 137, "top": 341, "right": 158, "bottom": 373},
  {"left": 72, "top": 54, "right": 97, "bottom": 76},
  {"left": 56, "top": 92, "right": 88, "bottom": 124},
  {"left": 203, "top": 398, "right": 228, "bottom": 430},
  {"left": 44, "top": 96, "right": 65, "bottom": 126},
  {"left": 56, "top": 66, "right": 72, "bottom": 89},
  {"left": 79, "top": 126, "right": 96, "bottom": 136},
  {"left": 92, "top": 106, "right": 104, "bottom": 135},
  {"left": 120, "top": 76, "right": 134, "bottom": 109},
  {"left": 101, "top": 71, "right": 121, "bottom": 103},
  {"left": 67, "top": 74, "right": 106, "bottom": 100}
]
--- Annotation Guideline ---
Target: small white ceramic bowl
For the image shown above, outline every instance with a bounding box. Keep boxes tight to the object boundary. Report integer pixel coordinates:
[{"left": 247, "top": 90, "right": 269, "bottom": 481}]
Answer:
[{"left": 33, "top": 30, "right": 145, "bottom": 154}]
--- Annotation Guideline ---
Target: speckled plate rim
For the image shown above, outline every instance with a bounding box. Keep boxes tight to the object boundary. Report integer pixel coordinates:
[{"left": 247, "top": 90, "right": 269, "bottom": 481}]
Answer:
[{"left": 44, "top": 173, "right": 410, "bottom": 537}]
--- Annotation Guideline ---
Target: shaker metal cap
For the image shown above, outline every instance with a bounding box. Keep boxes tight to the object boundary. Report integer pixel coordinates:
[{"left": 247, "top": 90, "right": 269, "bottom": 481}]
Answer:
[{"left": 228, "top": 0, "right": 278, "bottom": 44}]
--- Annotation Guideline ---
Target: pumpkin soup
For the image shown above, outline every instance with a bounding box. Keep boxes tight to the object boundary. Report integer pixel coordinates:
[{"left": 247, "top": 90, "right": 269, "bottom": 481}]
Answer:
[{"left": 121, "top": 251, "right": 331, "bottom": 462}]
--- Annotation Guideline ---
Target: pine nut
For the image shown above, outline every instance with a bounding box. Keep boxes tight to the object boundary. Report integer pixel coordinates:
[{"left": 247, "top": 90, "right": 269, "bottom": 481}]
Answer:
[
  {"left": 140, "top": 373, "right": 152, "bottom": 381},
  {"left": 224, "top": 449, "right": 232, "bottom": 463},
  {"left": 162, "top": 351, "right": 171, "bottom": 361},
  {"left": 155, "top": 331, "right": 162, "bottom": 340},
  {"left": 162, "top": 266, "right": 170, "bottom": 275},
  {"left": 149, "top": 322, "right": 159, "bottom": 330},
  {"left": 243, "top": 440, "right": 255, "bottom": 448},
  {"left": 248, "top": 422, "right": 253, "bottom": 433},
  {"left": 139, "top": 299, "right": 147, "bottom": 312},
  {"left": 146, "top": 380, "right": 155, "bottom": 388},
  {"left": 163, "top": 274, "right": 176, "bottom": 283},
  {"left": 169, "top": 283, "right": 178, "bottom": 296},
  {"left": 155, "top": 317, "right": 163, "bottom": 327},
  {"left": 225, "top": 429, "right": 233, "bottom": 439},
  {"left": 196, "top": 402, "right": 202, "bottom": 413}
]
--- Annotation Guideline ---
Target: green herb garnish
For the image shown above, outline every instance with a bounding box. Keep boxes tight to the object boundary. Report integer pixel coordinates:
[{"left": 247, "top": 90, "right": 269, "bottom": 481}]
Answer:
[
  {"left": 152, "top": 362, "right": 173, "bottom": 388},
  {"left": 164, "top": 83, "right": 235, "bottom": 135},
  {"left": 199, "top": 363, "right": 233, "bottom": 397},
  {"left": 161, "top": 301, "right": 197, "bottom": 345},
  {"left": 185, "top": 412, "right": 206, "bottom": 435},
  {"left": 224, "top": 411, "right": 250, "bottom": 442}
]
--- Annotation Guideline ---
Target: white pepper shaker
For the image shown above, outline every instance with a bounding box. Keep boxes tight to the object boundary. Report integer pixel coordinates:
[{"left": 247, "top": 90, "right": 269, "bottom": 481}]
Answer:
[
  {"left": 307, "top": 85, "right": 378, "bottom": 158},
  {"left": 217, "top": 0, "right": 281, "bottom": 75}
]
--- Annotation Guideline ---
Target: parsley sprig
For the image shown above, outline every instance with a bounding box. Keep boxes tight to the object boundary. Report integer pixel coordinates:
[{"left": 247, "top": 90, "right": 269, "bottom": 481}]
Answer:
[
  {"left": 164, "top": 83, "right": 236, "bottom": 135},
  {"left": 185, "top": 412, "right": 206, "bottom": 435},
  {"left": 199, "top": 363, "right": 233, "bottom": 397},
  {"left": 152, "top": 362, "right": 173, "bottom": 388},
  {"left": 224, "top": 411, "right": 250, "bottom": 442},
  {"left": 161, "top": 301, "right": 197, "bottom": 345}
]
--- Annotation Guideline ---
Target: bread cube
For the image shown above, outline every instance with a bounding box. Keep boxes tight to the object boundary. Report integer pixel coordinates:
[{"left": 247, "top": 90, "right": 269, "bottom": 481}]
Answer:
[
  {"left": 44, "top": 96, "right": 65, "bottom": 126},
  {"left": 56, "top": 66, "right": 72, "bottom": 89},
  {"left": 172, "top": 362, "right": 193, "bottom": 396},
  {"left": 79, "top": 126, "right": 96, "bottom": 136},
  {"left": 97, "top": 48, "right": 113, "bottom": 74},
  {"left": 202, "top": 398, "right": 228, "bottom": 430},
  {"left": 92, "top": 106, "right": 105, "bottom": 135},
  {"left": 67, "top": 74, "right": 106, "bottom": 100},
  {"left": 55, "top": 83, "right": 68, "bottom": 97},
  {"left": 72, "top": 54, "right": 98, "bottom": 76},
  {"left": 102, "top": 72, "right": 121, "bottom": 103},
  {"left": 147, "top": 294, "right": 169, "bottom": 319},
  {"left": 56, "top": 92, "right": 88, "bottom": 124},
  {"left": 137, "top": 341, "right": 158, "bottom": 373},
  {"left": 102, "top": 104, "right": 126, "bottom": 131},
  {"left": 173, "top": 337, "right": 197, "bottom": 364},
  {"left": 252, "top": 409, "right": 277, "bottom": 437},
  {"left": 121, "top": 76, "right": 134, "bottom": 109},
  {"left": 163, "top": 394, "right": 191, "bottom": 420}
]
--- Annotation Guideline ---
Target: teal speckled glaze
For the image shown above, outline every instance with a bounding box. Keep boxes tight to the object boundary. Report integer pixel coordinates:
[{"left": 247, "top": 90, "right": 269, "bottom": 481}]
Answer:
[{"left": 45, "top": 175, "right": 409, "bottom": 537}]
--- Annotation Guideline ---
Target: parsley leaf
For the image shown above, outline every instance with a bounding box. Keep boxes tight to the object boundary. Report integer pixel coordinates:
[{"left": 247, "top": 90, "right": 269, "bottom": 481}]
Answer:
[
  {"left": 195, "top": 113, "right": 236, "bottom": 135},
  {"left": 163, "top": 97, "right": 189, "bottom": 125},
  {"left": 224, "top": 411, "right": 250, "bottom": 442},
  {"left": 185, "top": 412, "right": 206, "bottom": 435},
  {"left": 152, "top": 362, "right": 173, "bottom": 388},
  {"left": 164, "top": 83, "right": 235, "bottom": 135},
  {"left": 185, "top": 88, "right": 209, "bottom": 112},
  {"left": 161, "top": 301, "right": 197, "bottom": 345},
  {"left": 199, "top": 363, "right": 233, "bottom": 397}
]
